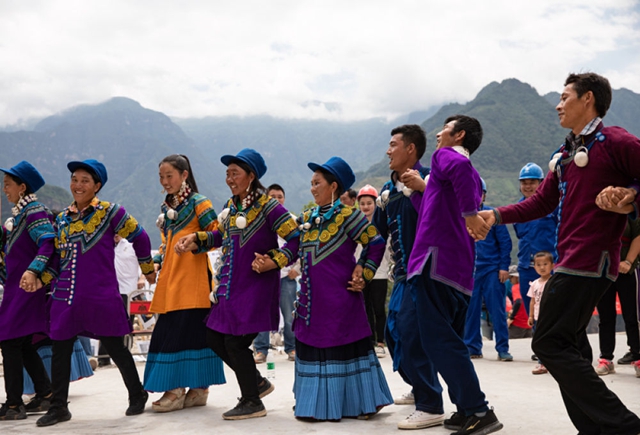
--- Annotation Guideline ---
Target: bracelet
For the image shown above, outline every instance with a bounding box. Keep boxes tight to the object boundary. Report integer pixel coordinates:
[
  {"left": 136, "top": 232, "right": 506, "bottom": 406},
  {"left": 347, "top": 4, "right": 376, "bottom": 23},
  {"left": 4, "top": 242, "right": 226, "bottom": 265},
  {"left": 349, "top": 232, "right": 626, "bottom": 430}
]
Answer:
[{"left": 623, "top": 260, "right": 632, "bottom": 266}]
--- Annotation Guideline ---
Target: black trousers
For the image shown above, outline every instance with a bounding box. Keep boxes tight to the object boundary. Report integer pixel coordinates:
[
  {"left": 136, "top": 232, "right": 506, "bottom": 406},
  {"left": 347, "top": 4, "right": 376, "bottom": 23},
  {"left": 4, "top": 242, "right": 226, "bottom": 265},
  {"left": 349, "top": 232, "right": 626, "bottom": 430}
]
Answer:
[
  {"left": 532, "top": 273, "right": 640, "bottom": 435},
  {"left": 364, "top": 279, "right": 388, "bottom": 345},
  {"left": 51, "top": 335, "right": 143, "bottom": 409},
  {"left": 0, "top": 334, "right": 52, "bottom": 406},
  {"left": 206, "top": 329, "right": 263, "bottom": 402},
  {"left": 596, "top": 270, "right": 640, "bottom": 360}
]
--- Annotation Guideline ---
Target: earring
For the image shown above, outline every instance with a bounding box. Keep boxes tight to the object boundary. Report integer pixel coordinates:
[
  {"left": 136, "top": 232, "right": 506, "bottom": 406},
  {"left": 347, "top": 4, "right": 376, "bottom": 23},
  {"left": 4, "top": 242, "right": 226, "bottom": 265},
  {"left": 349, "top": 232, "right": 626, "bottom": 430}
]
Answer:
[
  {"left": 161, "top": 188, "right": 166, "bottom": 194},
  {"left": 331, "top": 192, "right": 334, "bottom": 208},
  {"left": 19, "top": 192, "right": 24, "bottom": 199},
  {"left": 245, "top": 184, "right": 251, "bottom": 193}
]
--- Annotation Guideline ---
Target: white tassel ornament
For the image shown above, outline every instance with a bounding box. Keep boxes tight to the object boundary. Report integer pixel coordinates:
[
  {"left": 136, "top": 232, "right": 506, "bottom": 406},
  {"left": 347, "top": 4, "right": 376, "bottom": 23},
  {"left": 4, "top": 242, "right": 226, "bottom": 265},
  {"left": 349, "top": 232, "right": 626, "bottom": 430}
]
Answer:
[
  {"left": 549, "top": 153, "right": 562, "bottom": 172},
  {"left": 218, "top": 208, "right": 230, "bottom": 223},
  {"left": 236, "top": 214, "right": 247, "bottom": 229},
  {"left": 167, "top": 209, "right": 178, "bottom": 220},
  {"left": 4, "top": 217, "right": 14, "bottom": 232},
  {"left": 574, "top": 147, "right": 589, "bottom": 167},
  {"left": 155, "top": 214, "right": 165, "bottom": 229}
]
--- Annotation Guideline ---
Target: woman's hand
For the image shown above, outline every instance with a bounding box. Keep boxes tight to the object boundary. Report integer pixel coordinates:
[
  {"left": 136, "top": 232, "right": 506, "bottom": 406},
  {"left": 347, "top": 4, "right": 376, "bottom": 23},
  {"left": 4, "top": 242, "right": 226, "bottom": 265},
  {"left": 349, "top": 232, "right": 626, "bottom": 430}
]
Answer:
[
  {"left": 174, "top": 233, "right": 198, "bottom": 254},
  {"left": 252, "top": 253, "right": 277, "bottom": 274},
  {"left": 20, "top": 270, "right": 39, "bottom": 293},
  {"left": 619, "top": 261, "right": 631, "bottom": 274},
  {"left": 348, "top": 265, "right": 365, "bottom": 292},
  {"left": 145, "top": 272, "right": 157, "bottom": 285}
]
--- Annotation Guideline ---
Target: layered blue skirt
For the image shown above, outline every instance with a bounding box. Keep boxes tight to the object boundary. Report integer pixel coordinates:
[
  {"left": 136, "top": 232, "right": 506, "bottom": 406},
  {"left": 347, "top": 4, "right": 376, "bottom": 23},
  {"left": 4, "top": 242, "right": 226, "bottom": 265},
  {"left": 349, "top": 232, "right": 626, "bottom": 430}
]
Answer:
[
  {"left": 23, "top": 338, "right": 93, "bottom": 394},
  {"left": 143, "top": 309, "right": 225, "bottom": 392},
  {"left": 294, "top": 337, "right": 393, "bottom": 420}
]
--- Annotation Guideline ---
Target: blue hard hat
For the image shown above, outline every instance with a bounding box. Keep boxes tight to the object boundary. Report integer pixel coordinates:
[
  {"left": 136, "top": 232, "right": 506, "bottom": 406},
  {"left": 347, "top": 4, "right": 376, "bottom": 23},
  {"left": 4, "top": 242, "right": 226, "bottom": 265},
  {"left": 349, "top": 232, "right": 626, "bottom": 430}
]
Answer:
[
  {"left": 480, "top": 178, "right": 487, "bottom": 193},
  {"left": 519, "top": 163, "right": 544, "bottom": 180}
]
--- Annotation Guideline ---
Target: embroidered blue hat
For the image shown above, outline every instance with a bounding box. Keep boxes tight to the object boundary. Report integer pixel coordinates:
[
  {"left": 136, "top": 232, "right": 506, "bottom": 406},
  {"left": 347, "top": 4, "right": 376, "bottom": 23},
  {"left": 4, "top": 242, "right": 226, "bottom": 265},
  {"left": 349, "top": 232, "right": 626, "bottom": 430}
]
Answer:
[
  {"left": 220, "top": 148, "right": 267, "bottom": 179},
  {"left": 67, "top": 159, "right": 108, "bottom": 187},
  {"left": 0, "top": 160, "right": 46, "bottom": 193},
  {"left": 308, "top": 156, "right": 356, "bottom": 191}
]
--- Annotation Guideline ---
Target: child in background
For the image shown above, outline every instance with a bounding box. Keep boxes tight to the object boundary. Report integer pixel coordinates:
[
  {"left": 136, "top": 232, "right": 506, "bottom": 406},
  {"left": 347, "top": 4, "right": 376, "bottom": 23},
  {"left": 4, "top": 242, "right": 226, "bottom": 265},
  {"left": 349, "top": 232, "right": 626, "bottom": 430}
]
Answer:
[
  {"left": 506, "top": 266, "right": 532, "bottom": 339},
  {"left": 528, "top": 251, "right": 554, "bottom": 375}
]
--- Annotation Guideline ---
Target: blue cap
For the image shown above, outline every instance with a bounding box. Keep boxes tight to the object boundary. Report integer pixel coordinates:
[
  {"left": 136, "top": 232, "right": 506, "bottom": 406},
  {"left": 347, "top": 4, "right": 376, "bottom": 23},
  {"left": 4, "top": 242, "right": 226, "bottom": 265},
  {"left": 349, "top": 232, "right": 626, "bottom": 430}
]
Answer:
[
  {"left": 0, "top": 160, "right": 46, "bottom": 193},
  {"left": 220, "top": 148, "right": 267, "bottom": 179},
  {"left": 67, "top": 159, "right": 108, "bottom": 187},
  {"left": 307, "top": 156, "right": 355, "bottom": 191},
  {"left": 519, "top": 163, "right": 544, "bottom": 180},
  {"left": 480, "top": 178, "right": 487, "bottom": 192}
]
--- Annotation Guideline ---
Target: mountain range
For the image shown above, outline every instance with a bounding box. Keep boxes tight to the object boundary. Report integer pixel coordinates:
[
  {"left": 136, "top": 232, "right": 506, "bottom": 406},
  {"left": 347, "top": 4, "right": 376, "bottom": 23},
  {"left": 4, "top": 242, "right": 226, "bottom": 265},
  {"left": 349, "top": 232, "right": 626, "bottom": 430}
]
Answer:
[{"left": 1, "top": 80, "right": 639, "bottom": 247}]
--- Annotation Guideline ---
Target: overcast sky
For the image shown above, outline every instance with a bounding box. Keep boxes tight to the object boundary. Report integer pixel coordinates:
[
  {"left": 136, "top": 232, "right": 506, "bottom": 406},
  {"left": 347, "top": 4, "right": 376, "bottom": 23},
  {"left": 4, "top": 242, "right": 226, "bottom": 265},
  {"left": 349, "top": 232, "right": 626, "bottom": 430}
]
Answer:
[{"left": 1, "top": 0, "right": 639, "bottom": 126}]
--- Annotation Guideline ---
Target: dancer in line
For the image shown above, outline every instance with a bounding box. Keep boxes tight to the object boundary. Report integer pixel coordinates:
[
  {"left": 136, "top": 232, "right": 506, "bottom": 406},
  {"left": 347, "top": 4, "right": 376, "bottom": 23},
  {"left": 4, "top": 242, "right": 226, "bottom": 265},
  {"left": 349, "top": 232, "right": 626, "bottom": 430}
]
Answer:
[
  {"left": 144, "top": 154, "right": 225, "bottom": 412},
  {"left": 176, "top": 149, "right": 299, "bottom": 420},
  {"left": 36, "top": 159, "right": 156, "bottom": 427},
  {"left": 0, "top": 161, "right": 54, "bottom": 421}
]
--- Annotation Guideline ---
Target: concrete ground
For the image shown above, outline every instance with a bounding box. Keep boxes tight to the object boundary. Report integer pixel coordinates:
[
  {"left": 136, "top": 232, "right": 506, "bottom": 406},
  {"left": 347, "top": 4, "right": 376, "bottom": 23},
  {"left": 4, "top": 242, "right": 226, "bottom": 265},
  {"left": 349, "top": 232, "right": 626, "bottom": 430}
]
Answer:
[{"left": 2, "top": 333, "right": 639, "bottom": 434}]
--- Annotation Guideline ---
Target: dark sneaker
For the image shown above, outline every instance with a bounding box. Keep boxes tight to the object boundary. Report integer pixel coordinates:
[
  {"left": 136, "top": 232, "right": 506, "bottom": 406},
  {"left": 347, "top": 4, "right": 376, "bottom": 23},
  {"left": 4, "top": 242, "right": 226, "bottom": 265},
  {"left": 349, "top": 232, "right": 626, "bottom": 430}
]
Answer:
[
  {"left": 24, "top": 394, "right": 52, "bottom": 413},
  {"left": 0, "top": 403, "right": 27, "bottom": 420},
  {"left": 257, "top": 378, "right": 275, "bottom": 399},
  {"left": 126, "top": 390, "right": 149, "bottom": 416},
  {"left": 497, "top": 352, "right": 513, "bottom": 362},
  {"left": 617, "top": 352, "right": 640, "bottom": 365},
  {"left": 444, "top": 412, "right": 466, "bottom": 430},
  {"left": 451, "top": 409, "right": 503, "bottom": 435},
  {"left": 222, "top": 398, "right": 266, "bottom": 420},
  {"left": 36, "top": 407, "right": 72, "bottom": 427}
]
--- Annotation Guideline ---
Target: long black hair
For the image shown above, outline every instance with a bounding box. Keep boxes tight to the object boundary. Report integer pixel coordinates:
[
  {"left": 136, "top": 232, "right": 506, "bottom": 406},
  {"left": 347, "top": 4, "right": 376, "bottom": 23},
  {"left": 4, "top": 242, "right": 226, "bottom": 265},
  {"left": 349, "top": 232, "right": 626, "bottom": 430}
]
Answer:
[{"left": 160, "top": 154, "right": 199, "bottom": 193}]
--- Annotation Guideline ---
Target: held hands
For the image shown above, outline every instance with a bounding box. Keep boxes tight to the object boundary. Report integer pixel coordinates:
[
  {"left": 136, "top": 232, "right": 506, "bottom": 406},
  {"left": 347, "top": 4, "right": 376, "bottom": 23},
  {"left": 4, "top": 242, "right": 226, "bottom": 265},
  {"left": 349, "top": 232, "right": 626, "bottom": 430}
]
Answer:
[
  {"left": 174, "top": 233, "right": 198, "bottom": 255},
  {"left": 20, "top": 271, "right": 41, "bottom": 293},
  {"left": 619, "top": 261, "right": 631, "bottom": 274},
  {"left": 252, "top": 253, "right": 277, "bottom": 274},
  {"left": 287, "top": 269, "right": 300, "bottom": 280},
  {"left": 145, "top": 272, "right": 157, "bottom": 285},
  {"left": 348, "top": 265, "right": 365, "bottom": 292},
  {"left": 400, "top": 169, "right": 426, "bottom": 193},
  {"left": 465, "top": 213, "right": 492, "bottom": 241},
  {"left": 595, "top": 186, "right": 637, "bottom": 214}
]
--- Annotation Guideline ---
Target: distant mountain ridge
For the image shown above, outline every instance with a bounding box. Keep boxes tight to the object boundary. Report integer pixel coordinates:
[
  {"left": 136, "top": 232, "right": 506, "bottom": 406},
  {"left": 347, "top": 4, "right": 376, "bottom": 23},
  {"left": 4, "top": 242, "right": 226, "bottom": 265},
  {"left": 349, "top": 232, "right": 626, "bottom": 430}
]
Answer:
[{"left": 1, "top": 80, "right": 639, "bottom": 246}]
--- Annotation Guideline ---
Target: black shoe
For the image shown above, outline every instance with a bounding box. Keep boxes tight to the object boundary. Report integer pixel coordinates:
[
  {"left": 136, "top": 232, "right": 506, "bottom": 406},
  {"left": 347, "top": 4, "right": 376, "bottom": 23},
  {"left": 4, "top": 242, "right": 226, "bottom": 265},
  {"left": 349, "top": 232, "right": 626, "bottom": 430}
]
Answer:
[
  {"left": 451, "top": 409, "right": 503, "bottom": 435},
  {"left": 36, "top": 407, "right": 72, "bottom": 427},
  {"left": 126, "top": 390, "right": 149, "bottom": 416},
  {"left": 24, "top": 394, "right": 52, "bottom": 413},
  {"left": 617, "top": 352, "right": 640, "bottom": 365},
  {"left": 444, "top": 412, "right": 466, "bottom": 430},
  {"left": 257, "top": 378, "right": 275, "bottom": 399},
  {"left": 0, "top": 403, "right": 27, "bottom": 420},
  {"left": 222, "top": 398, "right": 266, "bottom": 420},
  {"left": 531, "top": 354, "right": 537, "bottom": 361}
]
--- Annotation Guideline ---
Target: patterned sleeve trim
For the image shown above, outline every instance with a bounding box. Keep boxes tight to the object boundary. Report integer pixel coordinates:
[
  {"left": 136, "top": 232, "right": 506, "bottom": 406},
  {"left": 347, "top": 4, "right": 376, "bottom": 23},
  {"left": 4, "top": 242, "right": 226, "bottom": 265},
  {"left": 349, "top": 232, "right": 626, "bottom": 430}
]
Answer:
[
  {"left": 27, "top": 254, "right": 49, "bottom": 275},
  {"left": 273, "top": 212, "right": 299, "bottom": 240},
  {"left": 40, "top": 270, "right": 54, "bottom": 286},
  {"left": 194, "top": 231, "right": 216, "bottom": 253},
  {"left": 117, "top": 214, "right": 143, "bottom": 240},
  {"left": 267, "top": 248, "right": 289, "bottom": 269},
  {"left": 139, "top": 259, "right": 155, "bottom": 275}
]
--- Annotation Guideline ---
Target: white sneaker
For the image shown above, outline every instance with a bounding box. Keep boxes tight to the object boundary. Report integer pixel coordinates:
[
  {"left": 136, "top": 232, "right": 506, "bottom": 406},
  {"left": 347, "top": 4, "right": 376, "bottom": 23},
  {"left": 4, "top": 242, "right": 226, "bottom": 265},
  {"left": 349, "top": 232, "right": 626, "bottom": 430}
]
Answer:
[
  {"left": 394, "top": 392, "right": 415, "bottom": 405},
  {"left": 398, "top": 410, "right": 445, "bottom": 429}
]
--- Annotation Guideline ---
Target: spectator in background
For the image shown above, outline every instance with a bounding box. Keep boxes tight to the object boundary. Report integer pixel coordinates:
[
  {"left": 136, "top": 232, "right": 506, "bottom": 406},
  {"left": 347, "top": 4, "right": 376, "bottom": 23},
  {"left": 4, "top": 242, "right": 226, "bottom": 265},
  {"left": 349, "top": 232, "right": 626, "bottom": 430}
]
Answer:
[
  {"left": 594, "top": 217, "right": 640, "bottom": 375},
  {"left": 253, "top": 183, "right": 300, "bottom": 363},
  {"left": 97, "top": 235, "right": 143, "bottom": 367},
  {"left": 464, "top": 178, "right": 513, "bottom": 361},
  {"left": 340, "top": 188, "right": 357, "bottom": 207},
  {"left": 505, "top": 266, "right": 532, "bottom": 339},
  {"left": 356, "top": 185, "right": 390, "bottom": 358},
  {"left": 513, "top": 163, "right": 557, "bottom": 315}
]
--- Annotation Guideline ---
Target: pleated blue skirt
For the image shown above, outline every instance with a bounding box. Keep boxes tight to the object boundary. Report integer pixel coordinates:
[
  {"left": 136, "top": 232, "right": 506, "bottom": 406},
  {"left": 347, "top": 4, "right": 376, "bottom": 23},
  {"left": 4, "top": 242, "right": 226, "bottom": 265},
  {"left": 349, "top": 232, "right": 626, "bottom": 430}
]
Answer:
[
  {"left": 294, "top": 337, "right": 393, "bottom": 421},
  {"left": 23, "top": 339, "right": 93, "bottom": 395},
  {"left": 143, "top": 309, "right": 225, "bottom": 392}
]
